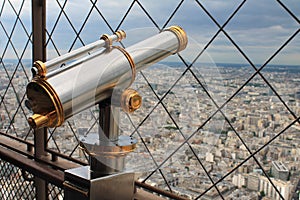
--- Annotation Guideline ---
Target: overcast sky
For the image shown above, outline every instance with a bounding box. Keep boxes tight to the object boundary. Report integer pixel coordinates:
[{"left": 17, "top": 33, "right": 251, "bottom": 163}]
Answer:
[{"left": 0, "top": 0, "right": 299, "bottom": 65}]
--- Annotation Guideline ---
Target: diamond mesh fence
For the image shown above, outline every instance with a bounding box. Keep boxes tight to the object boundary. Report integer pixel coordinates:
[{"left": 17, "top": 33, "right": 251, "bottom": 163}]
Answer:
[
  {"left": 0, "top": 0, "right": 33, "bottom": 141},
  {"left": 48, "top": 183, "right": 63, "bottom": 200},
  {"left": 0, "top": 159, "right": 35, "bottom": 200},
  {"left": 0, "top": 0, "right": 300, "bottom": 199}
]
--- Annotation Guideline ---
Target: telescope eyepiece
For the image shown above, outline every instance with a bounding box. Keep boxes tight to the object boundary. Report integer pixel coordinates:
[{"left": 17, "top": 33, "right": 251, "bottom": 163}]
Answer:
[{"left": 121, "top": 89, "right": 142, "bottom": 113}]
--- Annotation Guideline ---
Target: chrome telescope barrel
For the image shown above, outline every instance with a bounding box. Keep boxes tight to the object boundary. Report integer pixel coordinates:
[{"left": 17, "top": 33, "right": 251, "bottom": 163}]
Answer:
[
  {"left": 26, "top": 26, "right": 187, "bottom": 129},
  {"left": 32, "top": 30, "right": 126, "bottom": 77}
]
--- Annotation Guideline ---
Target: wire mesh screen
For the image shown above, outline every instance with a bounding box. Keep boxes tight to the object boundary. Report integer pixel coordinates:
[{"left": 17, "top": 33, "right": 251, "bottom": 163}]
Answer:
[
  {"left": 48, "top": 183, "right": 63, "bottom": 200},
  {"left": 0, "top": 0, "right": 33, "bottom": 141},
  {"left": 0, "top": 1, "right": 36, "bottom": 200},
  {"left": 1, "top": 0, "right": 300, "bottom": 199},
  {"left": 0, "top": 158, "right": 63, "bottom": 200},
  {"left": 0, "top": 159, "right": 35, "bottom": 200}
]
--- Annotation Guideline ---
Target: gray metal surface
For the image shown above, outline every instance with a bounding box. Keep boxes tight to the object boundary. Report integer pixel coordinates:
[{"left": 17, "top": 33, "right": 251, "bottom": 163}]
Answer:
[
  {"left": 64, "top": 166, "right": 135, "bottom": 200},
  {"left": 90, "top": 172, "right": 135, "bottom": 200}
]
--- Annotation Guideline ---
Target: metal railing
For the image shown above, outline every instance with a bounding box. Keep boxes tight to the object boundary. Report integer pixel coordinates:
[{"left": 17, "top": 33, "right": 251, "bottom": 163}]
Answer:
[{"left": 0, "top": 0, "right": 299, "bottom": 199}]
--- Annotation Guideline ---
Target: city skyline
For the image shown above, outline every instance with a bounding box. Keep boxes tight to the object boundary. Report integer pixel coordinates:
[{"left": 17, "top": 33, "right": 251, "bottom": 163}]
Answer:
[
  {"left": 1, "top": 62, "right": 299, "bottom": 199},
  {"left": 0, "top": 0, "right": 299, "bottom": 65}
]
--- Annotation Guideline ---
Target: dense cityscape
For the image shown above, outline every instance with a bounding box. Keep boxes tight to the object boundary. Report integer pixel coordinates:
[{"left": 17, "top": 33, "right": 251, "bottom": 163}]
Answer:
[{"left": 0, "top": 62, "right": 299, "bottom": 199}]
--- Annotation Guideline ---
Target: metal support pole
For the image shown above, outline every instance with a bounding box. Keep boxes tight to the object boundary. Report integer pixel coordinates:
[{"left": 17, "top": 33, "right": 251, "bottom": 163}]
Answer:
[
  {"left": 98, "top": 102, "right": 119, "bottom": 144},
  {"left": 64, "top": 101, "right": 135, "bottom": 200},
  {"left": 32, "top": 0, "right": 46, "bottom": 62},
  {"left": 89, "top": 103, "right": 122, "bottom": 175},
  {"left": 32, "top": 0, "right": 47, "bottom": 199}
]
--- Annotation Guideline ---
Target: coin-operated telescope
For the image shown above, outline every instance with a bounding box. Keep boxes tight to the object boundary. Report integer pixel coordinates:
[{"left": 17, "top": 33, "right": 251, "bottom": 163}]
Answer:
[{"left": 26, "top": 26, "right": 187, "bottom": 199}]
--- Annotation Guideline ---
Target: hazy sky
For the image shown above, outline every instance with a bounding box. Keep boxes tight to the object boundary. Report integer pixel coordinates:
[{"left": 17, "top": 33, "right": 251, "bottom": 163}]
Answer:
[{"left": 0, "top": 0, "right": 299, "bottom": 65}]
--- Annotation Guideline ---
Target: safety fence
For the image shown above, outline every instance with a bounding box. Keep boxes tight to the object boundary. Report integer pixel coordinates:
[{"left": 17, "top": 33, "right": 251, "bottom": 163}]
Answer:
[{"left": 0, "top": 0, "right": 299, "bottom": 199}]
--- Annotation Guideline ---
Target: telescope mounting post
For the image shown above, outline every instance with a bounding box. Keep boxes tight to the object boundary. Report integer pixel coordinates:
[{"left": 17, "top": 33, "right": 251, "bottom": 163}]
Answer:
[{"left": 64, "top": 99, "right": 137, "bottom": 200}]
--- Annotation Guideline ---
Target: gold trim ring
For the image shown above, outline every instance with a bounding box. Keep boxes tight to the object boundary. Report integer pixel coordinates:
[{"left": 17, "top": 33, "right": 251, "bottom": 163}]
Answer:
[
  {"left": 30, "top": 79, "right": 64, "bottom": 128},
  {"left": 164, "top": 25, "right": 188, "bottom": 53},
  {"left": 112, "top": 46, "right": 136, "bottom": 86},
  {"left": 33, "top": 60, "right": 47, "bottom": 78},
  {"left": 100, "top": 34, "right": 113, "bottom": 49},
  {"left": 115, "top": 30, "right": 126, "bottom": 42}
]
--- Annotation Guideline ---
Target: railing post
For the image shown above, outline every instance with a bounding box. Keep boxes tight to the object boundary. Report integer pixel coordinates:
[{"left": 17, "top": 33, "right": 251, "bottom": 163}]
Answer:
[{"left": 32, "top": 0, "right": 47, "bottom": 199}]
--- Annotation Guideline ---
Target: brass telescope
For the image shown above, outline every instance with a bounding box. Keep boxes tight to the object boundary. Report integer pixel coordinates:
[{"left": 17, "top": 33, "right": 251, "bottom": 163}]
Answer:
[{"left": 26, "top": 26, "right": 187, "bottom": 129}]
